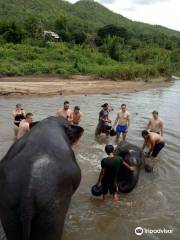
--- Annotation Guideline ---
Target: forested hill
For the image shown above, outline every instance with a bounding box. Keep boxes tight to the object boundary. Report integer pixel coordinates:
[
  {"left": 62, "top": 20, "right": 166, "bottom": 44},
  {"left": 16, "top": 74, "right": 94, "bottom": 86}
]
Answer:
[
  {"left": 0, "top": 0, "right": 180, "bottom": 39},
  {"left": 0, "top": 0, "right": 180, "bottom": 78}
]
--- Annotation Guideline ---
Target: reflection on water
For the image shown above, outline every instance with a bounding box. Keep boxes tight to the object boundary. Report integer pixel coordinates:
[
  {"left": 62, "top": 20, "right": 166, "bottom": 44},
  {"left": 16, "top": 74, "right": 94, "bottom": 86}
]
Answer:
[{"left": 0, "top": 79, "right": 180, "bottom": 240}]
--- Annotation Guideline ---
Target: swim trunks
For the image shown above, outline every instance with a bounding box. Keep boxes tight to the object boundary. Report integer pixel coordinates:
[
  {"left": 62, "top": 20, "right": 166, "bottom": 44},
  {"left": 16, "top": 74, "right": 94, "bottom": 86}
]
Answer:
[
  {"left": 116, "top": 125, "right": 127, "bottom": 134},
  {"left": 101, "top": 184, "right": 117, "bottom": 195},
  {"left": 151, "top": 142, "right": 165, "bottom": 157},
  {"left": 150, "top": 130, "right": 160, "bottom": 134}
]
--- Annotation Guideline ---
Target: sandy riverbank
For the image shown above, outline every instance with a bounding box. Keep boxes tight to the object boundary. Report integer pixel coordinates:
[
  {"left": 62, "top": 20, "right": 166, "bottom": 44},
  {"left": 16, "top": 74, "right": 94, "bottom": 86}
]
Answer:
[{"left": 0, "top": 75, "right": 171, "bottom": 96}]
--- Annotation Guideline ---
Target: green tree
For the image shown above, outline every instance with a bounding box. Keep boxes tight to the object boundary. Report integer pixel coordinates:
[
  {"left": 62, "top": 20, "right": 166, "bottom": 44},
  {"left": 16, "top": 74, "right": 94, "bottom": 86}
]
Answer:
[
  {"left": 2, "top": 22, "right": 24, "bottom": 43},
  {"left": 72, "top": 31, "right": 87, "bottom": 44},
  {"left": 100, "top": 36, "right": 124, "bottom": 61},
  {"left": 24, "top": 16, "right": 43, "bottom": 39},
  {"left": 98, "top": 24, "right": 127, "bottom": 40}
]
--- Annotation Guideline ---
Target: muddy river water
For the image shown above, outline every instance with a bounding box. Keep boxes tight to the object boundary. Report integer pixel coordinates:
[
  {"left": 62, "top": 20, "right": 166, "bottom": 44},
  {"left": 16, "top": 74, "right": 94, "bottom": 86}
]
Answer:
[{"left": 0, "top": 78, "right": 180, "bottom": 240}]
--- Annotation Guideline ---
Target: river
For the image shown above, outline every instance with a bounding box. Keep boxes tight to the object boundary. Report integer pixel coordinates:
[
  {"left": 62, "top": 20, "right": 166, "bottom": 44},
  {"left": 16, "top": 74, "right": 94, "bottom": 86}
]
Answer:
[{"left": 0, "top": 78, "right": 180, "bottom": 240}]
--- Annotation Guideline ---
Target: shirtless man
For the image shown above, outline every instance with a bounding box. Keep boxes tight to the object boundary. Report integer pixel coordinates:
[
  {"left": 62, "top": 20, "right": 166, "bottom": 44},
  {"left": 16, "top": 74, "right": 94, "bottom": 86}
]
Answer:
[
  {"left": 113, "top": 104, "right": 130, "bottom": 141},
  {"left": 147, "top": 111, "right": 164, "bottom": 136},
  {"left": 56, "top": 101, "right": 73, "bottom": 123},
  {"left": 142, "top": 130, "right": 165, "bottom": 158},
  {"left": 17, "top": 113, "right": 33, "bottom": 140},
  {"left": 70, "top": 106, "right": 83, "bottom": 126}
]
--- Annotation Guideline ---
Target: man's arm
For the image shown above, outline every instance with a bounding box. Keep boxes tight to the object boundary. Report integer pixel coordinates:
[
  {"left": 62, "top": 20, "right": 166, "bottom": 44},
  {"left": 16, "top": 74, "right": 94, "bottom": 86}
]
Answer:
[
  {"left": 147, "top": 139, "right": 155, "bottom": 156},
  {"left": 99, "top": 111, "right": 106, "bottom": 122},
  {"left": 160, "top": 120, "right": 164, "bottom": 137},
  {"left": 147, "top": 119, "right": 151, "bottom": 130},
  {"left": 96, "top": 168, "right": 105, "bottom": 186},
  {"left": 142, "top": 138, "right": 148, "bottom": 151},
  {"left": 12, "top": 111, "right": 16, "bottom": 117},
  {"left": 25, "top": 123, "right": 30, "bottom": 133},
  {"left": 127, "top": 113, "right": 130, "bottom": 129},
  {"left": 123, "top": 161, "right": 135, "bottom": 171},
  {"left": 56, "top": 110, "right": 60, "bottom": 117},
  {"left": 79, "top": 113, "right": 83, "bottom": 124}
]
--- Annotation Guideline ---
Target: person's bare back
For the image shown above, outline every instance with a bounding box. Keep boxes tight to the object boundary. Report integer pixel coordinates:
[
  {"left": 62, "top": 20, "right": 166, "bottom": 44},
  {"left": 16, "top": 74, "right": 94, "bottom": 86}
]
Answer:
[
  {"left": 17, "top": 120, "right": 30, "bottom": 140},
  {"left": 17, "top": 113, "right": 33, "bottom": 140},
  {"left": 148, "top": 132, "right": 164, "bottom": 145}
]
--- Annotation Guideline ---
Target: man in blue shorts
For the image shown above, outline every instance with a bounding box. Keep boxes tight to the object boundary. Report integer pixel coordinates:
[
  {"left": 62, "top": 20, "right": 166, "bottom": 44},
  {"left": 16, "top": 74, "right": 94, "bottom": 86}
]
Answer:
[{"left": 112, "top": 104, "right": 130, "bottom": 141}]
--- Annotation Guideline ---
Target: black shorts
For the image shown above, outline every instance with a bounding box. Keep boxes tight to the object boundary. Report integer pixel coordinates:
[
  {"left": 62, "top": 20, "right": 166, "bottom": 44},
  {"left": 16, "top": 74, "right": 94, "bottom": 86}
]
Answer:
[
  {"left": 150, "top": 131, "right": 160, "bottom": 134},
  {"left": 101, "top": 184, "right": 117, "bottom": 195},
  {"left": 152, "top": 142, "right": 165, "bottom": 157}
]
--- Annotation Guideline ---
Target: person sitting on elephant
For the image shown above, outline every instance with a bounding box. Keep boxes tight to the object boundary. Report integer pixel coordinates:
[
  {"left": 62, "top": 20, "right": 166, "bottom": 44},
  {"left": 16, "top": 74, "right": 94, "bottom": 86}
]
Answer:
[
  {"left": 96, "top": 145, "right": 135, "bottom": 201},
  {"left": 141, "top": 130, "right": 165, "bottom": 158}
]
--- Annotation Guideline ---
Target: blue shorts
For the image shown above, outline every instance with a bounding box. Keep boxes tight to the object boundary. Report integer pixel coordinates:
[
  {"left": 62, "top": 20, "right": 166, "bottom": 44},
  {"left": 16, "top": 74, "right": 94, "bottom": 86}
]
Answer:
[{"left": 116, "top": 125, "right": 127, "bottom": 134}]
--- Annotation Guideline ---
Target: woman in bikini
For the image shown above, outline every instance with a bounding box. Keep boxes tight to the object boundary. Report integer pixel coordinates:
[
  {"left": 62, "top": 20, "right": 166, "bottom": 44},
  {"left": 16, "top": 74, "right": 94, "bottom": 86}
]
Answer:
[{"left": 12, "top": 104, "right": 26, "bottom": 142}]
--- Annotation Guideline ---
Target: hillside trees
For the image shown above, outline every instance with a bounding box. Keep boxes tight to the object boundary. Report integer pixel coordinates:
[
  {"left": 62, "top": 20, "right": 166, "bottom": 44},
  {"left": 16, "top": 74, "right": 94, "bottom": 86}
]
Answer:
[{"left": 0, "top": 22, "right": 24, "bottom": 43}]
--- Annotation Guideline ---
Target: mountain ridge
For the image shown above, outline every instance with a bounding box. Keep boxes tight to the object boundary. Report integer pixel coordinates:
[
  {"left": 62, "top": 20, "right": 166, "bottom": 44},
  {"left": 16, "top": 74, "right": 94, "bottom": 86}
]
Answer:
[{"left": 0, "top": 0, "right": 179, "bottom": 39}]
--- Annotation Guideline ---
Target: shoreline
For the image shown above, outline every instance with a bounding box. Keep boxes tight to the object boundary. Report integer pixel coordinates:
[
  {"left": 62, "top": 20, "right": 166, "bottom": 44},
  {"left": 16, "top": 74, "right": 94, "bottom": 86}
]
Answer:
[{"left": 0, "top": 75, "right": 171, "bottom": 96}]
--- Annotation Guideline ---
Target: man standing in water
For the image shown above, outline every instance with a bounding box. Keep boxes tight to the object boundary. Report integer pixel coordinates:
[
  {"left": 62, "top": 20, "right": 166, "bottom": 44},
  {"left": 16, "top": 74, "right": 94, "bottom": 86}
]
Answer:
[
  {"left": 147, "top": 111, "right": 164, "bottom": 136},
  {"left": 17, "top": 113, "right": 33, "bottom": 140},
  {"left": 70, "top": 106, "right": 83, "bottom": 126},
  {"left": 95, "top": 103, "right": 112, "bottom": 136},
  {"left": 96, "top": 145, "right": 135, "bottom": 201},
  {"left": 56, "top": 101, "right": 73, "bottom": 123},
  {"left": 141, "top": 130, "right": 165, "bottom": 158},
  {"left": 112, "top": 104, "right": 130, "bottom": 141}
]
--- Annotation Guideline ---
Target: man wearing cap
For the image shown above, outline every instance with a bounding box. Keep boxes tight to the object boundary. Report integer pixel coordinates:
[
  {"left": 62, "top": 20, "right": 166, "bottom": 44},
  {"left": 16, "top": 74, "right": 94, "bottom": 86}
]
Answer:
[
  {"left": 70, "top": 106, "right": 83, "bottom": 126},
  {"left": 95, "top": 103, "right": 112, "bottom": 136}
]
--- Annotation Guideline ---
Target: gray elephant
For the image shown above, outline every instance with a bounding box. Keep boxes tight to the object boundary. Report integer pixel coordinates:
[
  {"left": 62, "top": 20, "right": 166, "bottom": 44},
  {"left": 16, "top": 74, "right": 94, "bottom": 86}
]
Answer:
[
  {"left": 0, "top": 116, "right": 84, "bottom": 240},
  {"left": 114, "top": 141, "right": 144, "bottom": 193}
]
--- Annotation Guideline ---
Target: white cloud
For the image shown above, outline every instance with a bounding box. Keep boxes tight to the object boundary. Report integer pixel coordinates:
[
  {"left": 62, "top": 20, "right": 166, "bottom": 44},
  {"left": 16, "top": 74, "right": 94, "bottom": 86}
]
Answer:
[{"left": 66, "top": 0, "right": 180, "bottom": 31}]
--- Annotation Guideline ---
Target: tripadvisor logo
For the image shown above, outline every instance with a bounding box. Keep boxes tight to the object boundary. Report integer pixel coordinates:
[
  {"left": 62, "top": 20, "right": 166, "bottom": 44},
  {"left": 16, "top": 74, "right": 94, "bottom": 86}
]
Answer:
[
  {"left": 135, "top": 226, "right": 173, "bottom": 236},
  {"left": 135, "top": 227, "right": 143, "bottom": 236}
]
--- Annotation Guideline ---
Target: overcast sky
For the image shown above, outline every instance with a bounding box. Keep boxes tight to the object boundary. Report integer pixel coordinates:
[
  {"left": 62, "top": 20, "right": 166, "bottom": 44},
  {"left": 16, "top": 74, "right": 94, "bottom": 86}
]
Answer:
[{"left": 67, "top": 0, "right": 180, "bottom": 31}]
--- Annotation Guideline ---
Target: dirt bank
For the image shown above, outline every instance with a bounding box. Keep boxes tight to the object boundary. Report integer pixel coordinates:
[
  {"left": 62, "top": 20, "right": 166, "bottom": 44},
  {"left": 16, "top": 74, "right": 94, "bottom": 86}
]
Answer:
[{"left": 0, "top": 75, "right": 171, "bottom": 96}]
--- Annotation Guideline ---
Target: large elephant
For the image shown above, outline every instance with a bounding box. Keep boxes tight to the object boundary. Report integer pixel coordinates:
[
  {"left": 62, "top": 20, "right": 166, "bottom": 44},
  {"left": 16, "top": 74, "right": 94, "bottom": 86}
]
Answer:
[
  {"left": 114, "top": 141, "right": 144, "bottom": 193},
  {"left": 0, "top": 116, "right": 84, "bottom": 240}
]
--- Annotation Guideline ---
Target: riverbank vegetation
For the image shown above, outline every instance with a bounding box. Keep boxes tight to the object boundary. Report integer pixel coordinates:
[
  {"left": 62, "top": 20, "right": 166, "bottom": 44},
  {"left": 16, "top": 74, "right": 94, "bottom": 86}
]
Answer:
[{"left": 0, "top": 0, "right": 180, "bottom": 79}]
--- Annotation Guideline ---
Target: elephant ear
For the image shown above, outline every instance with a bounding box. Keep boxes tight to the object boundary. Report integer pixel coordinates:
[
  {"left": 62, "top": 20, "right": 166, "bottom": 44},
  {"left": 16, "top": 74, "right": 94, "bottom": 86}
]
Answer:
[{"left": 65, "top": 124, "right": 84, "bottom": 145}]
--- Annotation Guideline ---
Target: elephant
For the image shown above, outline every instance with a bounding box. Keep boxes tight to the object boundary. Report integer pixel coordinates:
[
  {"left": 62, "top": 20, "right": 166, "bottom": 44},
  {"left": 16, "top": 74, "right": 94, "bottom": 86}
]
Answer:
[
  {"left": 114, "top": 141, "right": 144, "bottom": 193},
  {"left": 0, "top": 116, "right": 84, "bottom": 240},
  {"left": 0, "top": 219, "right": 7, "bottom": 240}
]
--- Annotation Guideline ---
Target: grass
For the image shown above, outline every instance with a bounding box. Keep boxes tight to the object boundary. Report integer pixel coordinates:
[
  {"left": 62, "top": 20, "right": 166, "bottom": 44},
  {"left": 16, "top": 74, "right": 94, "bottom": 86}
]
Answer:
[{"left": 0, "top": 42, "right": 178, "bottom": 79}]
